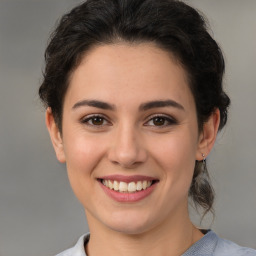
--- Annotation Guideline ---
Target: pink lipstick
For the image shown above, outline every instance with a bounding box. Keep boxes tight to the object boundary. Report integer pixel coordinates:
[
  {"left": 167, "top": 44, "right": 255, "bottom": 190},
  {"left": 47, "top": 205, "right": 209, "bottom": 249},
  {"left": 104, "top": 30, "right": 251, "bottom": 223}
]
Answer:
[{"left": 98, "top": 175, "right": 159, "bottom": 202}]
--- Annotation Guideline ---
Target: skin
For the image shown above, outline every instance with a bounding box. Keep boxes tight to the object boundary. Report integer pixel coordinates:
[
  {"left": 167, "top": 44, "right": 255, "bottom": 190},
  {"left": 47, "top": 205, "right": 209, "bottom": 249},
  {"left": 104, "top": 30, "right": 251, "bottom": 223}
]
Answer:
[{"left": 46, "top": 43, "right": 220, "bottom": 256}]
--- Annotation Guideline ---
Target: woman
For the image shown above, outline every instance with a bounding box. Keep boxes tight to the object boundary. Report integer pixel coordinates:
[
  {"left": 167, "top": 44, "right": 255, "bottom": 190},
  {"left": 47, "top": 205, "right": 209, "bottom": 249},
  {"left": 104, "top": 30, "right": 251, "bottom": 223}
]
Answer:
[{"left": 39, "top": 0, "right": 256, "bottom": 255}]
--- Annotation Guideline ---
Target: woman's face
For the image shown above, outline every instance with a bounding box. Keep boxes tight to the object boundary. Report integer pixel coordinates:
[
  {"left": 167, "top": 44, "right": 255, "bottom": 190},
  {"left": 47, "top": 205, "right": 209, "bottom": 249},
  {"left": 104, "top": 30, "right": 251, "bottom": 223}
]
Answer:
[{"left": 48, "top": 43, "right": 214, "bottom": 234}]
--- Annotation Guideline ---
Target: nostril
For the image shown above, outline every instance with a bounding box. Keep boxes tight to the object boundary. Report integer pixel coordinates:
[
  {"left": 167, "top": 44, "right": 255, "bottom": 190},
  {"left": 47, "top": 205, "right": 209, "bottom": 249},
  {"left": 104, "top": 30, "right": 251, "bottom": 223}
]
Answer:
[{"left": 107, "top": 138, "right": 148, "bottom": 167}]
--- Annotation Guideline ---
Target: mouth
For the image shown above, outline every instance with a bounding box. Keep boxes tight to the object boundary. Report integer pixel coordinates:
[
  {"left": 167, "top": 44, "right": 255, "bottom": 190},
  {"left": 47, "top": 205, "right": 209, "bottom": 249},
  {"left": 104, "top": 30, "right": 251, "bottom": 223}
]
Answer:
[
  {"left": 98, "top": 176, "right": 159, "bottom": 202},
  {"left": 98, "top": 179, "right": 158, "bottom": 193}
]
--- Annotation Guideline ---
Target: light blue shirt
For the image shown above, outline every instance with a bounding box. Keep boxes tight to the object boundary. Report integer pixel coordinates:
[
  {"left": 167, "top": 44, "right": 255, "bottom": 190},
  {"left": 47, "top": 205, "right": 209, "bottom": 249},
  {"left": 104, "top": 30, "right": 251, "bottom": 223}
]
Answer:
[{"left": 56, "top": 230, "right": 256, "bottom": 256}]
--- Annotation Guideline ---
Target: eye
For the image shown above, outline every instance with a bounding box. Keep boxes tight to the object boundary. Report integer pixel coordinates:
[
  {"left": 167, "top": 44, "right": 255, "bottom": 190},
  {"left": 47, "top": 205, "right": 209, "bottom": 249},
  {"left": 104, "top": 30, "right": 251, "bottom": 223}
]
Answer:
[
  {"left": 81, "top": 115, "right": 110, "bottom": 127},
  {"left": 145, "top": 115, "right": 177, "bottom": 127}
]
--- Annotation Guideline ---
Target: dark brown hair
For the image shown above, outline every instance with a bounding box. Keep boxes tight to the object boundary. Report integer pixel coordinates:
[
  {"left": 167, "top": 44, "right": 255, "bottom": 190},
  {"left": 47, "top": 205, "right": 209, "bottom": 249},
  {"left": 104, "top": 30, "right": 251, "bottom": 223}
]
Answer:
[{"left": 39, "top": 0, "right": 230, "bottom": 216}]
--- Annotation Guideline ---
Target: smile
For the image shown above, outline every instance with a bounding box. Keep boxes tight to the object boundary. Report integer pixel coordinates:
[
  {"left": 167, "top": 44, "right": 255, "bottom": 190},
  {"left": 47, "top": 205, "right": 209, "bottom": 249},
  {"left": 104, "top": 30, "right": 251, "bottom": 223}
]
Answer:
[
  {"left": 101, "top": 180, "right": 153, "bottom": 193},
  {"left": 98, "top": 175, "right": 158, "bottom": 202}
]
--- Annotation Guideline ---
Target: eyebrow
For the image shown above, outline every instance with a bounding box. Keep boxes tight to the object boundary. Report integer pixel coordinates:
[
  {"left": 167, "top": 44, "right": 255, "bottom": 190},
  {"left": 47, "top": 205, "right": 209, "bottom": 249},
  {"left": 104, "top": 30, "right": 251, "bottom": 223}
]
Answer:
[
  {"left": 72, "top": 99, "right": 184, "bottom": 111},
  {"left": 139, "top": 99, "right": 185, "bottom": 111},
  {"left": 72, "top": 100, "right": 115, "bottom": 110}
]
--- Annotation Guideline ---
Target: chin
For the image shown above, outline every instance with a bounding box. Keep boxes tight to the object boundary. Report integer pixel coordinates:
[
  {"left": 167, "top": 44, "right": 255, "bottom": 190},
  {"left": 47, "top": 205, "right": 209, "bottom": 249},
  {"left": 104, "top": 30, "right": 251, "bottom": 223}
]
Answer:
[
  {"left": 108, "top": 222, "right": 151, "bottom": 235},
  {"left": 102, "top": 210, "right": 156, "bottom": 235}
]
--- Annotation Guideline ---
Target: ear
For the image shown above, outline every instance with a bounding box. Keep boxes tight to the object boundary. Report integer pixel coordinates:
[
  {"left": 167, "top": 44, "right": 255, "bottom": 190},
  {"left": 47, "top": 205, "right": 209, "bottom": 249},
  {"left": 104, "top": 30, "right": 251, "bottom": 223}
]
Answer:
[
  {"left": 45, "top": 108, "right": 66, "bottom": 163},
  {"left": 196, "top": 108, "right": 220, "bottom": 161}
]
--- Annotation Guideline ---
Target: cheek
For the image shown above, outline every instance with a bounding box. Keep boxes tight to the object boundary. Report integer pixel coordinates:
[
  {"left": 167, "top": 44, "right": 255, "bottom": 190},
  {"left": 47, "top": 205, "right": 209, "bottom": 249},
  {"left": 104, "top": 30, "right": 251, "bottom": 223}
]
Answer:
[
  {"left": 63, "top": 134, "right": 106, "bottom": 196},
  {"left": 64, "top": 131, "right": 105, "bottom": 169},
  {"left": 148, "top": 130, "right": 197, "bottom": 190}
]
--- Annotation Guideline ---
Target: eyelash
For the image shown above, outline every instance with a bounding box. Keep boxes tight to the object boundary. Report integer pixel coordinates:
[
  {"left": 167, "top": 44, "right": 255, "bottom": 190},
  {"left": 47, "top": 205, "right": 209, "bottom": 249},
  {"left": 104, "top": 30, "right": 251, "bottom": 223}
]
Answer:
[
  {"left": 144, "top": 114, "right": 177, "bottom": 127},
  {"left": 81, "top": 114, "right": 111, "bottom": 127},
  {"left": 80, "top": 114, "right": 177, "bottom": 128}
]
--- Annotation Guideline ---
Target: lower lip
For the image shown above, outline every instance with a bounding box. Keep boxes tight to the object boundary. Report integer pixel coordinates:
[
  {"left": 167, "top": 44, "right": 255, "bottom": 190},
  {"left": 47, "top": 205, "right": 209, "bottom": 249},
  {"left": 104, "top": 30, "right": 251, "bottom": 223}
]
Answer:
[{"left": 99, "top": 181, "right": 157, "bottom": 202}]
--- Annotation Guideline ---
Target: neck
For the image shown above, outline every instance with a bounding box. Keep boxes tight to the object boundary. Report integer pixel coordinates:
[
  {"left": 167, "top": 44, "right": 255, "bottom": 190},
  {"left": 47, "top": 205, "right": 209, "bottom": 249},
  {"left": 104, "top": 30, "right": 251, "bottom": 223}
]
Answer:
[{"left": 85, "top": 208, "right": 203, "bottom": 256}]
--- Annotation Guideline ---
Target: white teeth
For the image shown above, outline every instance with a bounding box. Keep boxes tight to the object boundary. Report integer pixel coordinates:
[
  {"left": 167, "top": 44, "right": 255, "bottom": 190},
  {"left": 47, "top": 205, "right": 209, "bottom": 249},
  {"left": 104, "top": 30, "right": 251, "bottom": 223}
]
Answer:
[
  {"left": 113, "top": 180, "right": 119, "bottom": 191},
  {"left": 108, "top": 180, "right": 113, "bottom": 189},
  {"left": 136, "top": 181, "right": 142, "bottom": 191},
  {"left": 142, "top": 180, "right": 147, "bottom": 190},
  {"left": 102, "top": 179, "right": 154, "bottom": 193},
  {"left": 119, "top": 182, "right": 128, "bottom": 192},
  {"left": 128, "top": 182, "right": 136, "bottom": 192}
]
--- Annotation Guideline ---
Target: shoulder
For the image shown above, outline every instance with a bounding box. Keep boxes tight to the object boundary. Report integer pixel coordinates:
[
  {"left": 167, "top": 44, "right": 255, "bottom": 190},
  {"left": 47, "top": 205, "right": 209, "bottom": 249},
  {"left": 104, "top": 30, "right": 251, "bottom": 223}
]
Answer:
[
  {"left": 55, "top": 233, "right": 89, "bottom": 256},
  {"left": 214, "top": 235, "right": 256, "bottom": 256},
  {"left": 183, "top": 230, "right": 256, "bottom": 256}
]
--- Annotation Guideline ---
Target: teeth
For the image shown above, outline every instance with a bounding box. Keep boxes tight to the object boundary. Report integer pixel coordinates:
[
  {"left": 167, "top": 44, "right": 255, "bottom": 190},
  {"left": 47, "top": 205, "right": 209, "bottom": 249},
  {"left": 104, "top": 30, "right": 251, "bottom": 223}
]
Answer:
[
  {"left": 136, "top": 181, "right": 142, "bottom": 191},
  {"left": 142, "top": 180, "right": 147, "bottom": 190},
  {"left": 113, "top": 180, "right": 119, "bottom": 191},
  {"left": 119, "top": 182, "right": 128, "bottom": 192},
  {"left": 128, "top": 182, "right": 136, "bottom": 192},
  {"left": 108, "top": 180, "right": 113, "bottom": 189},
  {"left": 102, "top": 179, "right": 153, "bottom": 193}
]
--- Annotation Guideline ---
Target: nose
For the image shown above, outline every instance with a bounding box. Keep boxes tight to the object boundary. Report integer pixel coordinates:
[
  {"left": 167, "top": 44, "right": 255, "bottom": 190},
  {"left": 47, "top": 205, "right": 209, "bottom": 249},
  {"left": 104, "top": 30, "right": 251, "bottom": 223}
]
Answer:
[{"left": 107, "top": 124, "right": 147, "bottom": 168}]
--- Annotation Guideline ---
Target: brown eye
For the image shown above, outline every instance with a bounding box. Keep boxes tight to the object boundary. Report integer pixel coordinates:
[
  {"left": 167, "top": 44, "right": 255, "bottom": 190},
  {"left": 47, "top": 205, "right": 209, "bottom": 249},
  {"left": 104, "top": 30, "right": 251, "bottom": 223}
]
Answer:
[
  {"left": 152, "top": 117, "right": 166, "bottom": 126},
  {"left": 81, "top": 115, "right": 109, "bottom": 126},
  {"left": 91, "top": 116, "right": 104, "bottom": 125},
  {"left": 145, "top": 115, "right": 177, "bottom": 127}
]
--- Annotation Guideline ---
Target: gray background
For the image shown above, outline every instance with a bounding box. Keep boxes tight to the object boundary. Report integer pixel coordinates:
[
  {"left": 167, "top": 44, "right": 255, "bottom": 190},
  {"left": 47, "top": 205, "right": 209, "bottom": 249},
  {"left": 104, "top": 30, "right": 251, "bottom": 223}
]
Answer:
[{"left": 0, "top": 0, "right": 255, "bottom": 255}]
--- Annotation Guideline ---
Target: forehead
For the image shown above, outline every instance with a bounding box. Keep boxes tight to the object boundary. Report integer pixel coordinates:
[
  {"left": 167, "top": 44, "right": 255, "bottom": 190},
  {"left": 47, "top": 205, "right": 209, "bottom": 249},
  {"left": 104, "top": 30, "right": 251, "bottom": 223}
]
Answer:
[{"left": 65, "top": 43, "right": 194, "bottom": 110}]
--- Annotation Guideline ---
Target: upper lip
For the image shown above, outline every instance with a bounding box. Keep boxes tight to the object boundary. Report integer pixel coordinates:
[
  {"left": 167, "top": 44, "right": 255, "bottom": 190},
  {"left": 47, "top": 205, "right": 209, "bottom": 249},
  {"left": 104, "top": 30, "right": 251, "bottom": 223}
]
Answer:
[{"left": 98, "top": 175, "right": 158, "bottom": 183}]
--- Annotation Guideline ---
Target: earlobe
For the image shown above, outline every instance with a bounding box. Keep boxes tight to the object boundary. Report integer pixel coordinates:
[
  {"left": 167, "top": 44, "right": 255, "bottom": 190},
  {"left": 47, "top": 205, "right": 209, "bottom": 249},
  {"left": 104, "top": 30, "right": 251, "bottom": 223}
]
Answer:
[
  {"left": 196, "top": 108, "right": 220, "bottom": 161},
  {"left": 45, "top": 108, "right": 66, "bottom": 163}
]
